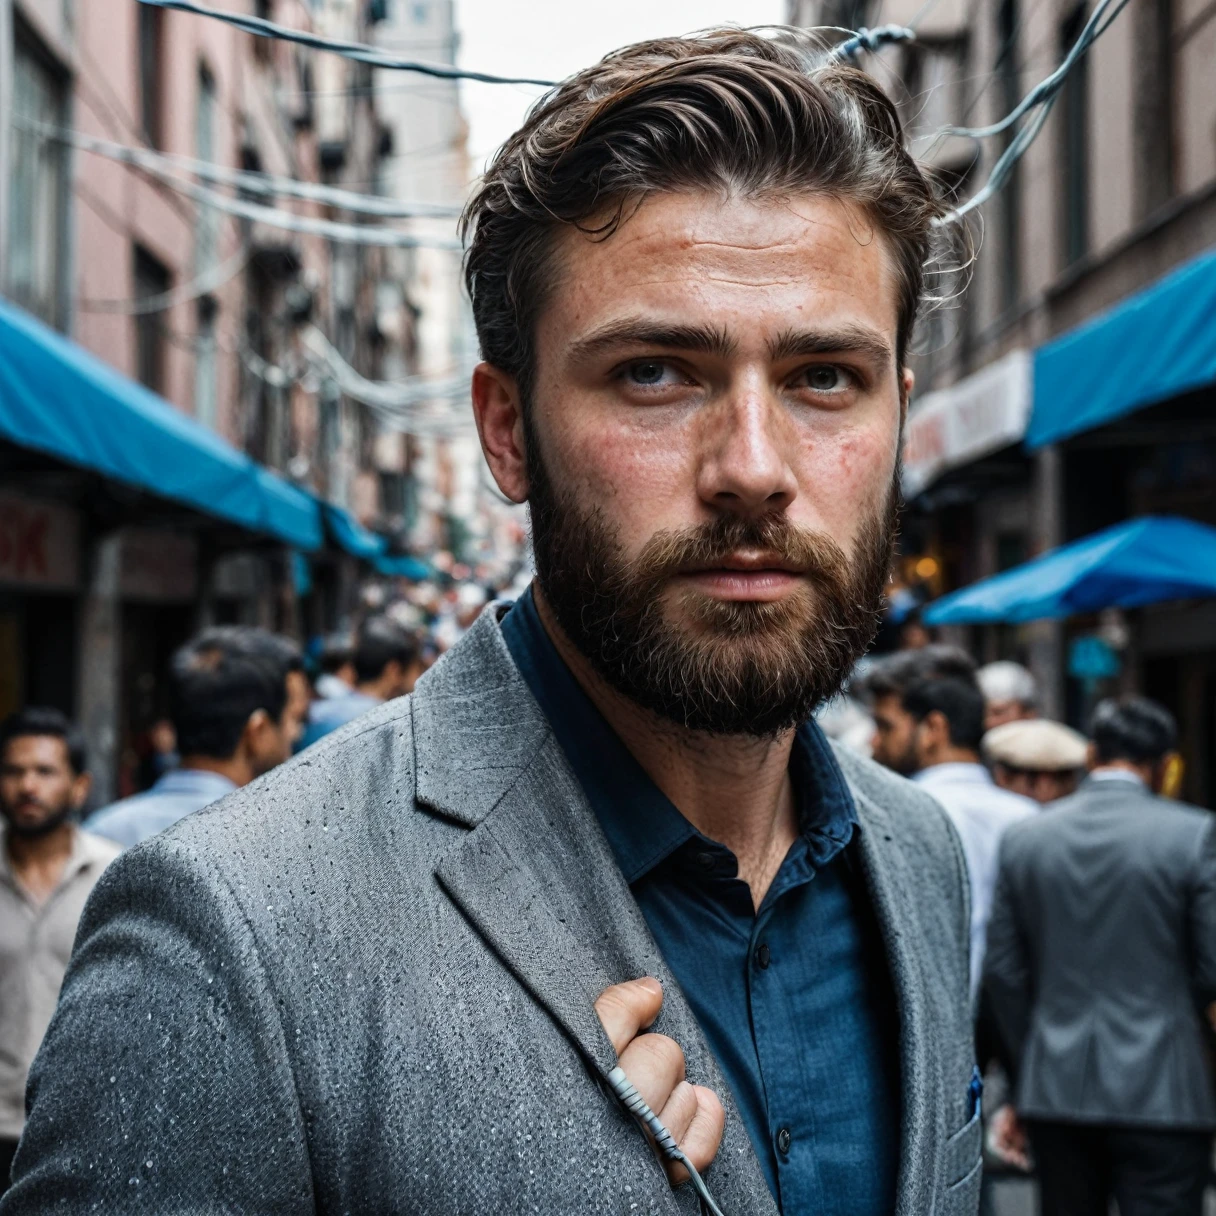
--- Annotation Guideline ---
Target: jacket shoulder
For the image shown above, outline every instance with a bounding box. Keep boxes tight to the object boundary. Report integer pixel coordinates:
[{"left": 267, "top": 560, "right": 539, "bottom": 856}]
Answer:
[{"left": 831, "top": 742, "right": 962, "bottom": 843}]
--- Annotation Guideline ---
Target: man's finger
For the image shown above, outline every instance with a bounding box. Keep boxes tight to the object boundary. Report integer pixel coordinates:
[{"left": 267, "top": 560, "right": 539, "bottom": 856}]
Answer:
[
  {"left": 594, "top": 977, "right": 663, "bottom": 1055},
  {"left": 617, "top": 1032, "right": 686, "bottom": 1115},
  {"left": 675, "top": 1086, "right": 725, "bottom": 1178}
]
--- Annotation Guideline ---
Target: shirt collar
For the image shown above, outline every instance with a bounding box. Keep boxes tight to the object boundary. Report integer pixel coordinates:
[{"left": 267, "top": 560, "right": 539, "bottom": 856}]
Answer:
[
  {"left": 500, "top": 584, "right": 857, "bottom": 884},
  {"left": 150, "top": 768, "right": 239, "bottom": 798},
  {"left": 912, "top": 761, "right": 992, "bottom": 787},
  {"left": 1088, "top": 767, "right": 1146, "bottom": 788}
]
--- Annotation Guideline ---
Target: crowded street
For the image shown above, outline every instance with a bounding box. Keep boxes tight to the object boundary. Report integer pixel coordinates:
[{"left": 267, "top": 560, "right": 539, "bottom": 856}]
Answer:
[{"left": 1, "top": 1, "right": 1215, "bottom": 1213}]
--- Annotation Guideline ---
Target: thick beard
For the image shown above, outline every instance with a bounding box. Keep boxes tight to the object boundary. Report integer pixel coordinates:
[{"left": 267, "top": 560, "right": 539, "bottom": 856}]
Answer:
[
  {"left": 1, "top": 800, "right": 76, "bottom": 839},
  {"left": 527, "top": 428, "right": 900, "bottom": 738}
]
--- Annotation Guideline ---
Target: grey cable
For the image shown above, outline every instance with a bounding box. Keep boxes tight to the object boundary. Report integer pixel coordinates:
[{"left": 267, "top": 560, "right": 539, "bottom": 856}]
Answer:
[
  {"left": 22, "top": 119, "right": 463, "bottom": 219},
  {"left": 828, "top": 24, "right": 916, "bottom": 62},
  {"left": 606, "top": 1066, "right": 728, "bottom": 1216},
  {"left": 136, "top": 0, "right": 558, "bottom": 87}
]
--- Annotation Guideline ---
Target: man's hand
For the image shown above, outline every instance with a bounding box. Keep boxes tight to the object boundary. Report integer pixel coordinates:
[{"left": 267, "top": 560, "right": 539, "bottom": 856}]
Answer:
[
  {"left": 987, "top": 1103, "right": 1031, "bottom": 1171},
  {"left": 595, "top": 977, "right": 725, "bottom": 1185}
]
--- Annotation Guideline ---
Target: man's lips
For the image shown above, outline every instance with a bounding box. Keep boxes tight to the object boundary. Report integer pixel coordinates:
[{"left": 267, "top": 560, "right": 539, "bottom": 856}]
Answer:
[{"left": 675, "top": 553, "right": 805, "bottom": 602}]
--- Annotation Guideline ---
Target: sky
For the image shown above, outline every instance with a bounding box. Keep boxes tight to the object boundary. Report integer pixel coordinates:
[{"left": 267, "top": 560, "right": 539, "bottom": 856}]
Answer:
[{"left": 454, "top": 0, "right": 786, "bottom": 174}]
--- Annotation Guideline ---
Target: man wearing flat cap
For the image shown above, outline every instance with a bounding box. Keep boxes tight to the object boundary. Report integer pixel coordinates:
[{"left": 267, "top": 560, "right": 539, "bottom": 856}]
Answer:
[{"left": 984, "top": 719, "right": 1088, "bottom": 805}]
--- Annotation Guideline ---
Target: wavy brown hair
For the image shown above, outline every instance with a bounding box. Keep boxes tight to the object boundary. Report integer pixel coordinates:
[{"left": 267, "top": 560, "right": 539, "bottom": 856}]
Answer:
[{"left": 461, "top": 27, "right": 949, "bottom": 404}]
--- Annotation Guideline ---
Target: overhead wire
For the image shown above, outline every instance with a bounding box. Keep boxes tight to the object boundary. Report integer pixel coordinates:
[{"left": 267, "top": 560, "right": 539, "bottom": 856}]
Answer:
[
  {"left": 932, "top": 0, "right": 1133, "bottom": 224},
  {"left": 18, "top": 118, "right": 466, "bottom": 222},
  {"left": 136, "top": 0, "right": 558, "bottom": 87}
]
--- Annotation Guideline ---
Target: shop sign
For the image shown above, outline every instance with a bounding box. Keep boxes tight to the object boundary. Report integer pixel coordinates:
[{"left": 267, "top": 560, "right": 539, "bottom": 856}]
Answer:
[
  {"left": 120, "top": 529, "right": 198, "bottom": 602},
  {"left": 0, "top": 493, "right": 80, "bottom": 590},
  {"left": 902, "top": 349, "right": 1032, "bottom": 497}
]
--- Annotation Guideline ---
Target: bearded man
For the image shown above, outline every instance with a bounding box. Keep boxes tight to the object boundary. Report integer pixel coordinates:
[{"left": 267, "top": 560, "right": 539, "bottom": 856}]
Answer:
[
  {"left": 1, "top": 29, "right": 976, "bottom": 1216},
  {"left": 0, "top": 709, "right": 118, "bottom": 1193}
]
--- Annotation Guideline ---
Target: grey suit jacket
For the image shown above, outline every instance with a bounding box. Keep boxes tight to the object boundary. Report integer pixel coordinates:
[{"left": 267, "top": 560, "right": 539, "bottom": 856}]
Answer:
[
  {"left": 3, "top": 607, "right": 978, "bottom": 1214},
  {"left": 985, "top": 775, "right": 1216, "bottom": 1129}
]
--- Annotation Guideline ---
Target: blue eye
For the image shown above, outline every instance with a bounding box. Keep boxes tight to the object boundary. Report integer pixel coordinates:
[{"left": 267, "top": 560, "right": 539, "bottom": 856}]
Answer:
[
  {"left": 627, "top": 360, "right": 669, "bottom": 385},
  {"left": 803, "top": 366, "right": 849, "bottom": 392}
]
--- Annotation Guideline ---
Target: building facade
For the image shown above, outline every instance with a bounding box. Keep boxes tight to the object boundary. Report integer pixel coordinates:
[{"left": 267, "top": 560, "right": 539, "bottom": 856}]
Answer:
[
  {"left": 791, "top": 0, "right": 1216, "bottom": 800},
  {"left": 0, "top": 0, "right": 409, "bottom": 798}
]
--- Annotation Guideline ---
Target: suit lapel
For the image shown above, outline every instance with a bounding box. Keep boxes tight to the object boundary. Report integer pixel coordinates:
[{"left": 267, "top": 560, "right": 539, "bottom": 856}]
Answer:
[
  {"left": 420, "top": 610, "right": 777, "bottom": 1215},
  {"left": 850, "top": 785, "right": 944, "bottom": 1214}
]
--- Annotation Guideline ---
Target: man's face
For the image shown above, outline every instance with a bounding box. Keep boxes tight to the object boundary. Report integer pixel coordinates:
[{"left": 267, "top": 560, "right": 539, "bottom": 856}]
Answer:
[
  {"left": 492, "top": 192, "right": 906, "bottom": 735},
  {"left": 870, "top": 693, "right": 919, "bottom": 776},
  {"left": 248, "top": 672, "right": 310, "bottom": 778},
  {"left": 985, "top": 699, "right": 1033, "bottom": 731},
  {"left": 0, "top": 735, "right": 90, "bottom": 838}
]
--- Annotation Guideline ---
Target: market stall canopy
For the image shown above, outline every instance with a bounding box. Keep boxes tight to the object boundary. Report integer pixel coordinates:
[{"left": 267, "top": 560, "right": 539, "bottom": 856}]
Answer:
[
  {"left": 923, "top": 516, "right": 1216, "bottom": 624},
  {"left": 373, "top": 552, "right": 430, "bottom": 580},
  {"left": 0, "top": 299, "right": 321, "bottom": 550},
  {"left": 321, "top": 500, "right": 386, "bottom": 560},
  {"left": 1027, "top": 249, "right": 1216, "bottom": 449}
]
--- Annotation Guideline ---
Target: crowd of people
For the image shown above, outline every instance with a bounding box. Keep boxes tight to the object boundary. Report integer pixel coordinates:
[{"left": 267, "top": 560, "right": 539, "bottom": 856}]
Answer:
[
  {"left": 0, "top": 564, "right": 511, "bottom": 1185},
  {"left": 3, "top": 603, "right": 1212, "bottom": 1209},
  {"left": 823, "top": 645, "right": 1216, "bottom": 1216}
]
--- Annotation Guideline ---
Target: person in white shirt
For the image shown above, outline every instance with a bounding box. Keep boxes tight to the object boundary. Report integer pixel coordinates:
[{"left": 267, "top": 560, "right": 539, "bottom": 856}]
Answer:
[{"left": 903, "top": 676, "right": 1037, "bottom": 1001}]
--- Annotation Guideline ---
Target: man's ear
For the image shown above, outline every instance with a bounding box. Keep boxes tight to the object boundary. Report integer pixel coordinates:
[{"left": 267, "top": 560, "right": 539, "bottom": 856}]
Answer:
[
  {"left": 71, "top": 771, "right": 92, "bottom": 813},
  {"left": 472, "top": 362, "right": 529, "bottom": 504},
  {"left": 899, "top": 367, "right": 914, "bottom": 425},
  {"left": 242, "top": 708, "right": 273, "bottom": 758}
]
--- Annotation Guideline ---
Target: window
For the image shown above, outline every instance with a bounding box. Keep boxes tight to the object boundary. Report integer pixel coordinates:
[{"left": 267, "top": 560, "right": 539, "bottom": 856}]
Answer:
[
  {"left": 138, "top": 3, "right": 165, "bottom": 147},
  {"left": 194, "top": 66, "right": 219, "bottom": 273},
  {"left": 6, "top": 31, "right": 68, "bottom": 328},
  {"left": 194, "top": 295, "right": 219, "bottom": 428},
  {"left": 134, "top": 247, "right": 171, "bottom": 394},
  {"left": 1133, "top": 0, "right": 1175, "bottom": 216},
  {"left": 1058, "top": 3, "right": 1089, "bottom": 267},
  {"left": 996, "top": 0, "right": 1021, "bottom": 310}
]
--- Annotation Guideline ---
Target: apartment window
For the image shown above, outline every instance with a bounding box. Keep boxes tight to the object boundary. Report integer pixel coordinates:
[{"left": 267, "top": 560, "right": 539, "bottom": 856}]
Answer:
[
  {"left": 1133, "top": 0, "right": 1175, "bottom": 216},
  {"left": 6, "top": 31, "right": 68, "bottom": 328},
  {"left": 138, "top": 3, "right": 165, "bottom": 147},
  {"left": 195, "top": 66, "right": 219, "bottom": 272},
  {"left": 134, "top": 247, "right": 171, "bottom": 394},
  {"left": 996, "top": 0, "right": 1021, "bottom": 310},
  {"left": 1058, "top": 3, "right": 1090, "bottom": 267},
  {"left": 194, "top": 295, "right": 219, "bottom": 428}
]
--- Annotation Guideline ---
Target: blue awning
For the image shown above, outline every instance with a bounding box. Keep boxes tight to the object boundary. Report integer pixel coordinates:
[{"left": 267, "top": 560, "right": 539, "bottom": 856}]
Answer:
[
  {"left": 923, "top": 516, "right": 1216, "bottom": 624},
  {"left": 0, "top": 299, "right": 321, "bottom": 550},
  {"left": 374, "top": 552, "right": 430, "bottom": 580},
  {"left": 1027, "top": 249, "right": 1216, "bottom": 449},
  {"left": 320, "top": 501, "right": 387, "bottom": 560}
]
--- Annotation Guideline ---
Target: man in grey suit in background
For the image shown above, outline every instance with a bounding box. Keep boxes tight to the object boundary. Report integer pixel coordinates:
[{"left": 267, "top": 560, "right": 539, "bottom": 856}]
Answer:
[
  {"left": 985, "top": 696, "right": 1216, "bottom": 1216},
  {"left": 3, "top": 29, "right": 976, "bottom": 1215}
]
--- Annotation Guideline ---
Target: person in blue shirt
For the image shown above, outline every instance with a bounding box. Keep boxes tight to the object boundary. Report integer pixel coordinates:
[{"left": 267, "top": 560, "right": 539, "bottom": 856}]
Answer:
[
  {"left": 298, "top": 615, "right": 422, "bottom": 748},
  {"left": 88, "top": 627, "right": 308, "bottom": 849}
]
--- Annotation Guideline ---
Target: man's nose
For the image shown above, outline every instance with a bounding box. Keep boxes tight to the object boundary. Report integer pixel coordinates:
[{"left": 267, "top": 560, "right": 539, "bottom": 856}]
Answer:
[{"left": 695, "top": 384, "right": 797, "bottom": 517}]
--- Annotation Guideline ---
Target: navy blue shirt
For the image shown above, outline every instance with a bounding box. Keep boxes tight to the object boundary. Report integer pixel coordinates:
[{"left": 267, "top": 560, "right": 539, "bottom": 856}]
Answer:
[{"left": 502, "top": 589, "right": 899, "bottom": 1215}]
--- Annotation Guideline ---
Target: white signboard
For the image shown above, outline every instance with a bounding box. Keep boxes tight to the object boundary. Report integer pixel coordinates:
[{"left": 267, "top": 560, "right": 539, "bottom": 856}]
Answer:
[
  {"left": 0, "top": 494, "right": 80, "bottom": 591},
  {"left": 902, "top": 349, "right": 1032, "bottom": 497}
]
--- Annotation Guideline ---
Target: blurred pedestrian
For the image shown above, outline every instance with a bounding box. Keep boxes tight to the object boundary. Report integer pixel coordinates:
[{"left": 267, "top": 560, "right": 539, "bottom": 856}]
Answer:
[
  {"left": 88, "top": 627, "right": 308, "bottom": 848},
  {"left": 976, "top": 661, "right": 1038, "bottom": 731},
  {"left": 903, "top": 677, "right": 1037, "bottom": 999},
  {"left": 314, "top": 633, "right": 357, "bottom": 701},
  {"left": 983, "top": 719, "right": 1088, "bottom": 804},
  {"left": 985, "top": 696, "right": 1216, "bottom": 1216},
  {"left": 862, "top": 645, "right": 976, "bottom": 774},
  {"left": 0, "top": 708, "right": 118, "bottom": 1191},
  {"left": 298, "top": 615, "right": 421, "bottom": 748}
]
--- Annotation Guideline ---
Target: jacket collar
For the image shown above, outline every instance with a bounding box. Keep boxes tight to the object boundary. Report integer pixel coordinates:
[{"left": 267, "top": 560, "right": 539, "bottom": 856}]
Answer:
[{"left": 418, "top": 605, "right": 940, "bottom": 1213}]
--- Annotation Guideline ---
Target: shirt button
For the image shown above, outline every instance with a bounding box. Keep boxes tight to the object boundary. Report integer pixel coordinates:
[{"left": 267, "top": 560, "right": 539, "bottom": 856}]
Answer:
[
  {"left": 695, "top": 851, "right": 716, "bottom": 873},
  {"left": 754, "top": 942, "right": 771, "bottom": 970},
  {"left": 776, "top": 1126, "right": 792, "bottom": 1156}
]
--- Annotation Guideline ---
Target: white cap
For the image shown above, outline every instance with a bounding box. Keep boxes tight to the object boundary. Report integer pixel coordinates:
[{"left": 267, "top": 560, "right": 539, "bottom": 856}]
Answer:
[
  {"left": 977, "top": 661, "right": 1039, "bottom": 708},
  {"left": 983, "top": 719, "right": 1088, "bottom": 772}
]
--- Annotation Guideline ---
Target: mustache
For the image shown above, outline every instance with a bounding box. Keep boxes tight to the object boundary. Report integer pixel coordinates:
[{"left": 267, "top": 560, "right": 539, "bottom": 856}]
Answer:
[{"left": 631, "top": 514, "right": 852, "bottom": 586}]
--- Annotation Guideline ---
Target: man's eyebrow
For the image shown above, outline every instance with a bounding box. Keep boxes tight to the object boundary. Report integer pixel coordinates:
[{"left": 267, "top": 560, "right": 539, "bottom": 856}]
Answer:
[
  {"left": 568, "top": 319, "right": 738, "bottom": 361},
  {"left": 768, "top": 326, "right": 894, "bottom": 366}
]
